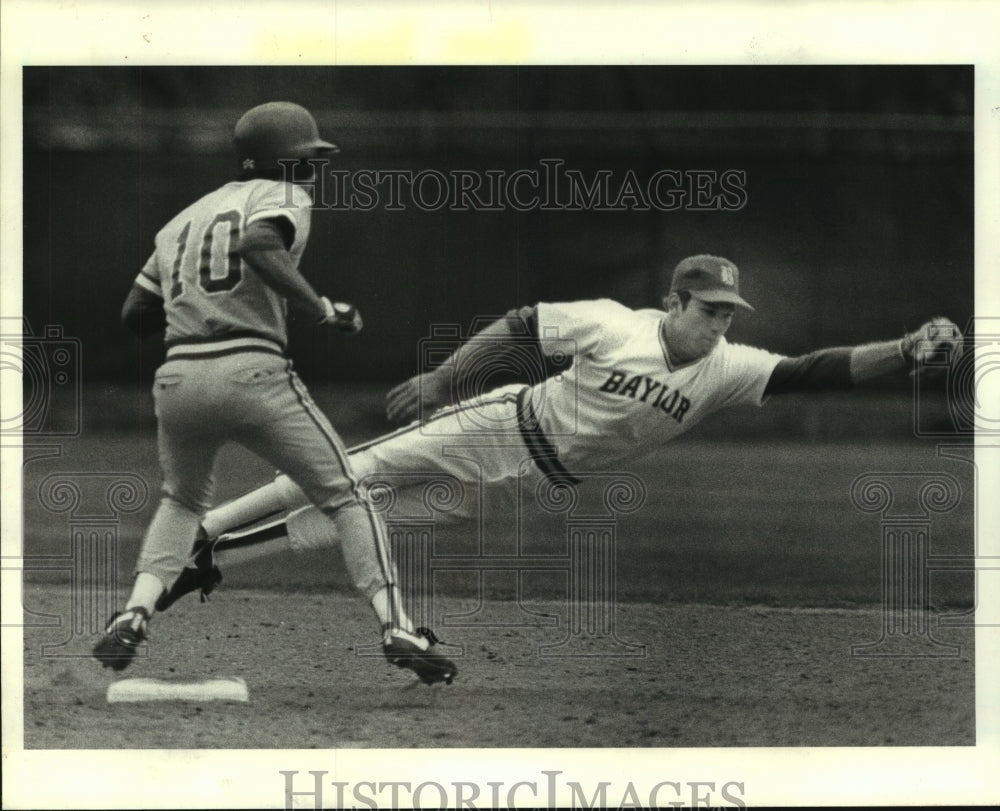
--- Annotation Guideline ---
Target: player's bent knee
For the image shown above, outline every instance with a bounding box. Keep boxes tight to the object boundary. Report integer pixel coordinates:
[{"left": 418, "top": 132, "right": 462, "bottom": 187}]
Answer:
[
  {"left": 274, "top": 473, "right": 309, "bottom": 510},
  {"left": 286, "top": 506, "right": 339, "bottom": 552},
  {"left": 159, "top": 488, "right": 211, "bottom": 517}
]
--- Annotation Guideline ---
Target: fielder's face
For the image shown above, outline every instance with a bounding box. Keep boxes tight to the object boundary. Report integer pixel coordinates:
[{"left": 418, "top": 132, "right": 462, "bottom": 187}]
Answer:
[{"left": 663, "top": 294, "right": 736, "bottom": 363}]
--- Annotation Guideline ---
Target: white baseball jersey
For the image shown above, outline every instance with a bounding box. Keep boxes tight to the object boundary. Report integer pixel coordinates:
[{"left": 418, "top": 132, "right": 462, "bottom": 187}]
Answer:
[
  {"left": 531, "top": 299, "right": 785, "bottom": 472},
  {"left": 229, "top": 298, "right": 790, "bottom": 552},
  {"left": 133, "top": 179, "right": 312, "bottom": 354}
]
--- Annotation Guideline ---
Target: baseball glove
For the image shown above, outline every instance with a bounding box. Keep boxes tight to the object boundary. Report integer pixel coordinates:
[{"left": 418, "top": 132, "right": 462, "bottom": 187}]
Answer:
[{"left": 900, "top": 316, "right": 963, "bottom": 368}]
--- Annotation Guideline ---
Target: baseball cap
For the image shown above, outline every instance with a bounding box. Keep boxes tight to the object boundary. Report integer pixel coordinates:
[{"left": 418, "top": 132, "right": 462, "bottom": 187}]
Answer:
[{"left": 668, "top": 254, "right": 754, "bottom": 311}]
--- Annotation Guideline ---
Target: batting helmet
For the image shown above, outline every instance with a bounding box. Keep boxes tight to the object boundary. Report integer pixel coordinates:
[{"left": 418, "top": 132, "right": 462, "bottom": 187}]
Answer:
[{"left": 233, "top": 101, "right": 339, "bottom": 177}]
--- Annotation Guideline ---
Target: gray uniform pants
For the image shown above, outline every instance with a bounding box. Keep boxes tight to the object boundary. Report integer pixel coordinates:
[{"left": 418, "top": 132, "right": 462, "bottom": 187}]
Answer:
[{"left": 136, "top": 351, "right": 394, "bottom": 599}]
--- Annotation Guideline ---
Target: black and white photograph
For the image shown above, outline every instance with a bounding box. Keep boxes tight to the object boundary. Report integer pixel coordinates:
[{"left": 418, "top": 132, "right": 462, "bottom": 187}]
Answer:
[{"left": 3, "top": 2, "right": 998, "bottom": 809}]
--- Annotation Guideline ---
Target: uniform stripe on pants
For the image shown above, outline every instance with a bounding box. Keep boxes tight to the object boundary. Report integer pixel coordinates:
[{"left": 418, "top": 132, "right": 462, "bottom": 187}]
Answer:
[
  {"left": 283, "top": 361, "right": 396, "bottom": 590},
  {"left": 350, "top": 389, "right": 523, "bottom": 455}
]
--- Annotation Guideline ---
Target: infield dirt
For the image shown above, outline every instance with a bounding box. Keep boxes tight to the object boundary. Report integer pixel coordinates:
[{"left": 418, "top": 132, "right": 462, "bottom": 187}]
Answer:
[
  {"left": 22, "top": 585, "right": 974, "bottom": 749},
  {"left": 17, "top": 430, "right": 978, "bottom": 749}
]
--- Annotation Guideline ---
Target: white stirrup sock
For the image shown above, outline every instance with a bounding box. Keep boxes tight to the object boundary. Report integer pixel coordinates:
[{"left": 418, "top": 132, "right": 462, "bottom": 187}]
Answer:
[
  {"left": 370, "top": 585, "right": 414, "bottom": 634},
  {"left": 126, "top": 572, "right": 166, "bottom": 615}
]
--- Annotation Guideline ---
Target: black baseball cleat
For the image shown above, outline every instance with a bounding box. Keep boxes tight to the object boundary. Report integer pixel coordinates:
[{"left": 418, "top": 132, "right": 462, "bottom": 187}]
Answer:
[
  {"left": 382, "top": 626, "right": 458, "bottom": 686},
  {"left": 155, "top": 533, "right": 222, "bottom": 613},
  {"left": 92, "top": 607, "right": 150, "bottom": 671}
]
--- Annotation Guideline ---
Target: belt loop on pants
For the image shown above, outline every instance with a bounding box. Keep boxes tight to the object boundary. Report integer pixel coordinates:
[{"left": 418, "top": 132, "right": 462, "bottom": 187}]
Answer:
[{"left": 515, "top": 387, "right": 580, "bottom": 486}]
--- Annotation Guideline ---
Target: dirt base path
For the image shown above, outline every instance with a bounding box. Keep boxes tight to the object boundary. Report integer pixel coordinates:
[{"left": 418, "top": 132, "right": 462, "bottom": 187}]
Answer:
[{"left": 19, "top": 585, "right": 974, "bottom": 749}]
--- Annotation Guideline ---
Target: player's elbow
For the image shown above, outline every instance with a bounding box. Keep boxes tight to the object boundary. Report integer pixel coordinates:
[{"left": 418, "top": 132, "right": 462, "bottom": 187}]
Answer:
[
  {"left": 122, "top": 305, "right": 151, "bottom": 337},
  {"left": 239, "top": 219, "right": 293, "bottom": 256},
  {"left": 121, "top": 301, "right": 138, "bottom": 331},
  {"left": 122, "top": 286, "right": 166, "bottom": 337},
  {"left": 503, "top": 305, "right": 538, "bottom": 337},
  {"left": 121, "top": 288, "right": 141, "bottom": 329}
]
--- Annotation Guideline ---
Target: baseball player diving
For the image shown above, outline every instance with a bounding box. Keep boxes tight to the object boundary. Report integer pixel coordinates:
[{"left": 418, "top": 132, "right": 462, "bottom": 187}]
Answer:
[
  {"left": 155, "top": 253, "right": 964, "bottom": 608},
  {"left": 92, "top": 101, "right": 457, "bottom": 686}
]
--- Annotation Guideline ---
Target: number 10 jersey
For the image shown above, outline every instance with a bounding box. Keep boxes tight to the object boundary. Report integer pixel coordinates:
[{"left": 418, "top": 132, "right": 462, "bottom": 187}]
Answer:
[{"left": 133, "top": 179, "right": 314, "bottom": 353}]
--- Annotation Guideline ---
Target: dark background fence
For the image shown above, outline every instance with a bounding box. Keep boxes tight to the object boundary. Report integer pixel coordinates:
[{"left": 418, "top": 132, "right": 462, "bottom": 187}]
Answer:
[{"left": 21, "top": 66, "right": 973, "bottom": 388}]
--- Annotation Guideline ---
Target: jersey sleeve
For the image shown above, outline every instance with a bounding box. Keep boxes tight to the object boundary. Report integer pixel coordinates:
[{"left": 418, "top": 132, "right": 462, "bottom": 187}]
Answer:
[
  {"left": 132, "top": 252, "right": 163, "bottom": 299},
  {"left": 535, "top": 299, "right": 631, "bottom": 360},
  {"left": 713, "top": 341, "right": 787, "bottom": 408},
  {"left": 246, "top": 182, "right": 313, "bottom": 255}
]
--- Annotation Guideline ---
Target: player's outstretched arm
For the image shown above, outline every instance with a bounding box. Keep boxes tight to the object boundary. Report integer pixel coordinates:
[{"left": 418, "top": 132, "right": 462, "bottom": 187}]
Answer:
[
  {"left": 850, "top": 316, "right": 963, "bottom": 382},
  {"left": 765, "top": 316, "right": 963, "bottom": 395},
  {"left": 385, "top": 309, "right": 530, "bottom": 425},
  {"left": 385, "top": 369, "right": 451, "bottom": 426}
]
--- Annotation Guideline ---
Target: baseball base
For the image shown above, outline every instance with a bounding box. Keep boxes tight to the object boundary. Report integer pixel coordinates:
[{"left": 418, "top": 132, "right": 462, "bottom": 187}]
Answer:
[{"left": 106, "top": 677, "right": 249, "bottom": 703}]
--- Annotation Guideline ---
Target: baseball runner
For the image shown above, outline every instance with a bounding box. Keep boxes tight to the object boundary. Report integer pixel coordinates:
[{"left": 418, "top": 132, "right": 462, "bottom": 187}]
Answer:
[
  {"left": 92, "top": 101, "right": 457, "bottom": 686},
  {"left": 156, "top": 254, "right": 963, "bottom": 603}
]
